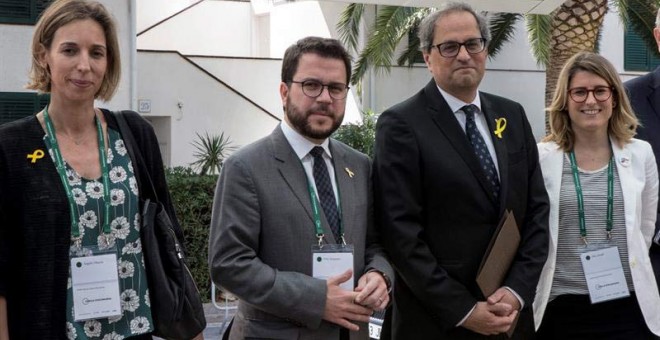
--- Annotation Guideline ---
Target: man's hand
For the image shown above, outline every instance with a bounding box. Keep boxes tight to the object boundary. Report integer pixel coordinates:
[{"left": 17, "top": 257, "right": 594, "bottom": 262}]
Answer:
[
  {"left": 323, "top": 270, "right": 373, "bottom": 331},
  {"left": 487, "top": 287, "right": 521, "bottom": 316},
  {"left": 354, "top": 271, "right": 389, "bottom": 311},
  {"left": 462, "top": 302, "right": 517, "bottom": 336}
]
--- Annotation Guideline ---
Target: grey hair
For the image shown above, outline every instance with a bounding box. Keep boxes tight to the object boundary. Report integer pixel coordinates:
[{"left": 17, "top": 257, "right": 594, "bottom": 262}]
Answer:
[
  {"left": 418, "top": 2, "right": 491, "bottom": 53},
  {"left": 656, "top": 7, "right": 660, "bottom": 27}
]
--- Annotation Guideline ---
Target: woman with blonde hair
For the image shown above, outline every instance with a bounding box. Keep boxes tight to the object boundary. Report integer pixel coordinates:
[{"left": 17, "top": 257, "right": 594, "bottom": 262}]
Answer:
[
  {"left": 0, "top": 0, "right": 202, "bottom": 338},
  {"left": 534, "top": 51, "right": 660, "bottom": 338}
]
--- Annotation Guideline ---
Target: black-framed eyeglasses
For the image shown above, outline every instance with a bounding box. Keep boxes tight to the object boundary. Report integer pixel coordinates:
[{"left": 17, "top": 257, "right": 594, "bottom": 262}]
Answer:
[
  {"left": 433, "top": 38, "right": 487, "bottom": 58},
  {"left": 290, "top": 79, "right": 350, "bottom": 100},
  {"left": 568, "top": 86, "right": 613, "bottom": 103}
]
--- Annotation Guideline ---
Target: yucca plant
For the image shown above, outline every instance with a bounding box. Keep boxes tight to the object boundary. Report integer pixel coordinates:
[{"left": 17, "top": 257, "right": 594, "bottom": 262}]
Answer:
[{"left": 190, "top": 132, "right": 237, "bottom": 175}]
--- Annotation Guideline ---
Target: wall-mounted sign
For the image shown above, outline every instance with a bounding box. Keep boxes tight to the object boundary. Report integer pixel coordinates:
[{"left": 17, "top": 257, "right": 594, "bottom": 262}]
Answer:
[{"left": 138, "top": 99, "right": 151, "bottom": 113}]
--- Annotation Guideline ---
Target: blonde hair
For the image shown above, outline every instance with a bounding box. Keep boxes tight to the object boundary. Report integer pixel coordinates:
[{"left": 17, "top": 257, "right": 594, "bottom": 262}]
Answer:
[
  {"left": 544, "top": 51, "right": 637, "bottom": 151},
  {"left": 26, "top": 0, "right": 121, "bottom": 101}
]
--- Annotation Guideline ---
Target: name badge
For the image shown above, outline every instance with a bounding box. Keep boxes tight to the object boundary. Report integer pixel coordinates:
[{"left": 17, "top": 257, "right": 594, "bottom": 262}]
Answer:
[
  {"left": 70, "top": 253, "right": 122, "bottom": 321},
  {"left": 580, "top": 245, "right": 630, "bottom": 304},
  {"left": 312, "top": 244, "right": 354, "bottom": 291}
]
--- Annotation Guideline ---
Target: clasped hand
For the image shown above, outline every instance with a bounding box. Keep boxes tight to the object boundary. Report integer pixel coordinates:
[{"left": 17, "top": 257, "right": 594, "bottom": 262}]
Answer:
[
  {"left": 322, "top": 269, "right": 389, "bottom": 331},
  {"left": 463, "top": 287, "right": 520, "bottom": 336}
]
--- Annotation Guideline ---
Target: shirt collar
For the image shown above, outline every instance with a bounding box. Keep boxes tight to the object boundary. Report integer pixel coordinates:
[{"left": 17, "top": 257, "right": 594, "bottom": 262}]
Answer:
[
  {"left": 280, "top": 120, "right": 332, "bottom": 160},
  {"left": 436, "top": 85, "right": 482, "bottom": 113}
]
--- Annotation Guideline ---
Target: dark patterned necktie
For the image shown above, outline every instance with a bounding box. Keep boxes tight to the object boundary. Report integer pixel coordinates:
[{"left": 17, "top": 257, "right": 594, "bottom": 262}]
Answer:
[
  {"left": 310, "top": 146, "right": 341, "bottom": 242},
  {"left": 462, "top": 104, "right": 500, "bottom": 199}
]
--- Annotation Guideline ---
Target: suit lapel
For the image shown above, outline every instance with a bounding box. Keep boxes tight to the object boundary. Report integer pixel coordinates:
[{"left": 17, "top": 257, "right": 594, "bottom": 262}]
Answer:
[
  {"left": 611, "top": 137, "right": 633, "bottom": 232},
  {"left": 480, "top": 95, "right": 508, "bottom": 213},
  {"left": 330, "top": 141, "right": 354, "bottom": 244},
  {"left": 270, "top": 127, "right": 316, "bottom": 225},
  {"left": 271, "top": 127, "right": 340, "bottom": 244},
  {"left": 424, "top": 80, "right": 498, "bottom": 205},
  {"left": 648, "top": 68, "right": 660, "bottom": 123}
]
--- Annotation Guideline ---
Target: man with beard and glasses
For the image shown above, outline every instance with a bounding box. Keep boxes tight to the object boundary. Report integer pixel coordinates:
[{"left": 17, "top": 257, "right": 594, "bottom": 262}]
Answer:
[{"left": 208, "top": 36, "right": 393, "bottom": 340}]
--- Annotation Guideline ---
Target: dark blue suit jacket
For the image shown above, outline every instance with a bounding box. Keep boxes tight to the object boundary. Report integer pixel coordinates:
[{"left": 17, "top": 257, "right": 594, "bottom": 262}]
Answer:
[{"left": 625, "top": 66, "right": 660, "bottom": 287}]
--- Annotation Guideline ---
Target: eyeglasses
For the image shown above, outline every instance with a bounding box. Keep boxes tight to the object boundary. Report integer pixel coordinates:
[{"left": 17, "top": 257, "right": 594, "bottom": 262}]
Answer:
[
  {"left": 568, "top": 86, "right": 613, "bottom": 103},
  {"left": 433, "top": 38, "right": 487, "bottom": 58},
  {"left": 290, "top": 80, "right": 350, "bottom": 100}
]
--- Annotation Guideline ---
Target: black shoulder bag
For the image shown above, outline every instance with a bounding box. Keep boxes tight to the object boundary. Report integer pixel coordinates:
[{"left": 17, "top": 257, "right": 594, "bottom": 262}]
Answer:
[{"left": 114, "top": 111, "right": 206, "bottom": 339}]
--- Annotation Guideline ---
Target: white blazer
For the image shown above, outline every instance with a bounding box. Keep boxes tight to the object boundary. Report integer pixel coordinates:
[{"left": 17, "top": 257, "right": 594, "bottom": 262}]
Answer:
[{"left": 534, "top": 138, "right": 660, "bottom": 335}]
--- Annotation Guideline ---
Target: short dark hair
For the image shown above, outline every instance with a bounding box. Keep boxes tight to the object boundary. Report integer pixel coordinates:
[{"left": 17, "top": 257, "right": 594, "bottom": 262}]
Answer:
[{"left": 281, "top": 36, "right": 352, "bottom": 85}]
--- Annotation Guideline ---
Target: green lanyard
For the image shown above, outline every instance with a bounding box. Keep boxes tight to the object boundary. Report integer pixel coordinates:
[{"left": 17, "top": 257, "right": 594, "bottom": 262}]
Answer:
[
  {"left": 302, "top": 157, "right": 345, "bottom": 246},
  {"left": 568, "top": 151, "right": 614, "bottom": 245},
  {"left": 43, "top": 106, "right": 112, "bottom": 244}
]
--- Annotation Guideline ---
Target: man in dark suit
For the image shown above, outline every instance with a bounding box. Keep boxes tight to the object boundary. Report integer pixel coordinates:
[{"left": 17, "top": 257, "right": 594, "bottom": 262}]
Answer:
[
  {"left": 209, "top": 37, "right": 393, "bottom": 340},
  {"left": 374, "top": 3, "right": 549, "bottom": 339},
  {"left": 624, "top": 8, "right": 660, "bottom": 288}
]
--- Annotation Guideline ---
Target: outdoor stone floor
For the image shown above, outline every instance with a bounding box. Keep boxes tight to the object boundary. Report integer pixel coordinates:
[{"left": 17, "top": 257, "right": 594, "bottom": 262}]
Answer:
[
  {"left": 202, "top": 301, "right": 237, "bottom": 339},
  {"left": 153, "top": 301, "right": 237, "bottom": 340}
]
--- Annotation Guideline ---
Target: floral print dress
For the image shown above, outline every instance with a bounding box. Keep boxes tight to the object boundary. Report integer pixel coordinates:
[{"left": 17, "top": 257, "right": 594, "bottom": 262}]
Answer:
[{"left": 44, "top": 128, "right": 153, "bottom": 340}]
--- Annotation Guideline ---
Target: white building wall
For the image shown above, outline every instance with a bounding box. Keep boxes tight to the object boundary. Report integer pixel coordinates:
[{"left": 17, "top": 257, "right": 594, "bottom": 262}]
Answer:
[
  {"left": 136, "top": 0, "right": 199, "bottom": 32},
  {"left": 137, "top": 1, "right": 253, "bottom": 57},
  {"left": 0, "top": 25, "right": 33, "bottom": 92},
  {"left": 137, "top": 51, "right": 280, "bottom": 167},
  {"left": 190, "top": 57, "right": 284, "bottom": 118}
]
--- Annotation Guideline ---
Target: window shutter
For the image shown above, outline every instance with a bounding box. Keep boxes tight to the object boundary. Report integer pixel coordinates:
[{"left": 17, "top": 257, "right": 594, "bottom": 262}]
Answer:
[
  {"left": 0, "top": 92, "right": 47, "bottom": 125},
  {"left": 0, "top": 0, "right": 52, "bottom": 24},
  {"left": 37, "top": 93, "right": 50, "bottom": 111},
  {"left": 624, "top": 23, "right": 660, "bottom": 72}
]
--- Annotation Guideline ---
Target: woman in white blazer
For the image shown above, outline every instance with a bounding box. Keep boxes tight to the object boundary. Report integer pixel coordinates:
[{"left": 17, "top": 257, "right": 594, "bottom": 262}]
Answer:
[{"left": 534, "top": 52, "right": 660, "bottom": 339}]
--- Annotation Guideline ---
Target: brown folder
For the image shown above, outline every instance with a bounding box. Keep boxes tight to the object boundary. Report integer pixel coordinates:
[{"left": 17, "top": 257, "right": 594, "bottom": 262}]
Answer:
[{"left": 475, "top": 210, "right": 520, "bottom": 337}]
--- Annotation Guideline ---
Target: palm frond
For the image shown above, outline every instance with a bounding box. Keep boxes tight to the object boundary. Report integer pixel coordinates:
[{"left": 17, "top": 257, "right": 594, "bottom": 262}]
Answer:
[
  {"left": 351, "top": 6, "right": 428, "bottom": 84},
  {"left": 614, "top": 0, "right": 659, "bottom": 57},
  {"left": 190, "top": 132, "right": 237, "bottom": 175},
  {"left": 525, "top": 14, "right": 552, "bottom": 67},
  {"left": 488, "top": 12, "right": 522, "bottom": 58},
  {"left": 395, "top": 9, "right": 432, "bottom": 66},
  {"left": 396, "top": 32, "right": 421, "bottom": 66},
  {"left": 338, "top": 3, "right": 366, "bottom": 54}
]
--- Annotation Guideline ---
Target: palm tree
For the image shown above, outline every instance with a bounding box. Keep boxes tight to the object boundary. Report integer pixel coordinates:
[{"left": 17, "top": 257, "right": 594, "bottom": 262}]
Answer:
[{"left": 338, "top": 0, "right": 658, "bottom": 132}]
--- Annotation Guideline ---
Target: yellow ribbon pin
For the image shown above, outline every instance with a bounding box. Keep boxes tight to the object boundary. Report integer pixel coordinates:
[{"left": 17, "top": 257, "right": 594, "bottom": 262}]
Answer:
[
  {"left": 27, "top": 149, "right": 45, "bottom": 163},
  {"left": 494, "top": 118, "right": 507, "bottom": 139},
  {"left": 344, "top": 167, "right": 354, "bottom": 178}
]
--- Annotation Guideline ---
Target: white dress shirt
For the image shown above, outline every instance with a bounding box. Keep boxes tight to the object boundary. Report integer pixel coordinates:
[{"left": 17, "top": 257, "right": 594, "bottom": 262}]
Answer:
[
  {"left": 438, "top": 86, "right": 500, "bottom": 178},
  {"left": 280, "top": 121, "right": 339, "bottom": 203}
]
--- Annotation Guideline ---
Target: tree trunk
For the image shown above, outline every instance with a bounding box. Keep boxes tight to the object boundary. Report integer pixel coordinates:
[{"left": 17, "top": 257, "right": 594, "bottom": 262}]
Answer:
[{"left": 544, "top": 0, "right": 609, "bottom": 134}]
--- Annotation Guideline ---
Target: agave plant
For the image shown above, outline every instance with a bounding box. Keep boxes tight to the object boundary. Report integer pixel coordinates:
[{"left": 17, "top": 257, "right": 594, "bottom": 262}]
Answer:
[{"left": 190, "top": 132, "right": 237, "bottom": 175}]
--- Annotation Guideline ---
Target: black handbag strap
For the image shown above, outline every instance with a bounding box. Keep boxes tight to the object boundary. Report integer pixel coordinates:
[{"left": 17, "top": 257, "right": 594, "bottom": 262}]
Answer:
[{"left": 113, "top": 111, "right": 159, "bottom": 203}]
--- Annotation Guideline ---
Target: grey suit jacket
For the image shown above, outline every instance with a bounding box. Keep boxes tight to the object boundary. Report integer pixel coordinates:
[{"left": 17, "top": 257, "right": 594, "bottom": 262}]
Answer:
[{"left": 209, "top": 125, "right": 393, "bottom": 340}]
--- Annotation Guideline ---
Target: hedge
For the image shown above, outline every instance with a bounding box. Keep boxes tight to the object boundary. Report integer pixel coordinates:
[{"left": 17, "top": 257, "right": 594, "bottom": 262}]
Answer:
[{"left": 166, "top": 166, "right": 218, "bottom": 303}]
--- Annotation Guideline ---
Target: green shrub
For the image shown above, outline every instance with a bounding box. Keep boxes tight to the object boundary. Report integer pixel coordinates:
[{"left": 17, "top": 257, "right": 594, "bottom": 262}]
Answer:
[
  {"left": 333, "top": 110, "right": 377, "bottom": 158},
  {"left": 166, "top": 166, "right": 218, "bottom": 302}
]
